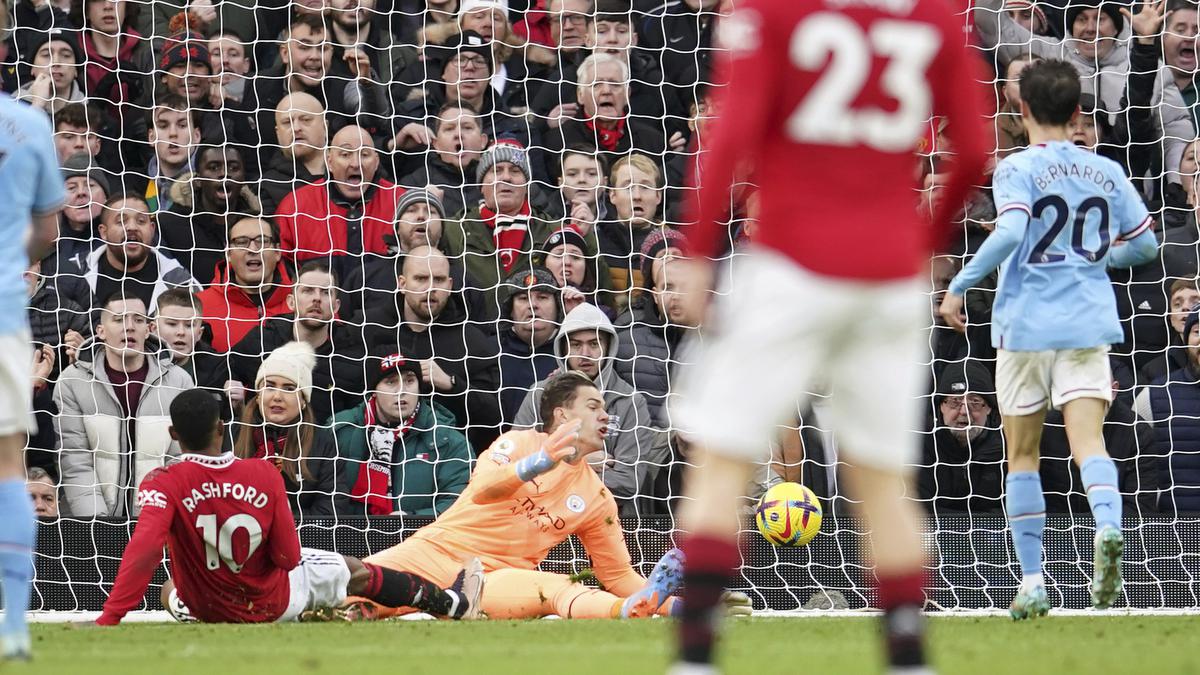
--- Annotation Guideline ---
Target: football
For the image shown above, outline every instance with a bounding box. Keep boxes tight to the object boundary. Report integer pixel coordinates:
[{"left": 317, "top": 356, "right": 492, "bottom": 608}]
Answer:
[{"left": 754, "top": 482, "right": 823, "bottom": 547}]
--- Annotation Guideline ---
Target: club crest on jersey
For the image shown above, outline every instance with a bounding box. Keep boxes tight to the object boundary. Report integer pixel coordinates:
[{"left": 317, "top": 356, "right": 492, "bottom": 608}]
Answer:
[
  {"left": 566, "top": 494, "right": 586, "bottom": 513},
  {"left": 716, "top": 9, "right": 761, "bottom": 55},
  {"left": 490, "top": 438, "right": 516, "bottom": 465},
  {"left": 137, "top": 489, "right": 167, "bottom": 509}
]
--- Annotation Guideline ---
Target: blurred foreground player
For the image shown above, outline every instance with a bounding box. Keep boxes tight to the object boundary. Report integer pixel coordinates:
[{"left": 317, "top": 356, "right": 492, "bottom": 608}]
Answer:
[
  {"left": 97, "top": 389, "right": 483, "bottom": 625},
  {"left": 669, "top": 0, "right": 989, "bottom": 672},
  {"left": 0, "top": 15, "right": 67, "bottom": 659}
]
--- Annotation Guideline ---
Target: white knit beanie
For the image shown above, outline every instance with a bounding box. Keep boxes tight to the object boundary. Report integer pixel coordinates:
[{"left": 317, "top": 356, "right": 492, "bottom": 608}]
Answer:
[{"left": 255, "top": 341, "right": 317, "bottom": 402}]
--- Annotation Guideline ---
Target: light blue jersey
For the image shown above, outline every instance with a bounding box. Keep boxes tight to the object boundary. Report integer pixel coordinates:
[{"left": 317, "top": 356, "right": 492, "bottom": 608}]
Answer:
[
  {"left": 949, "top": 141, "right": 1157, "bottom": 351},
  {"left": 0, "top": 95, "right": 64, "bottom": 335}
]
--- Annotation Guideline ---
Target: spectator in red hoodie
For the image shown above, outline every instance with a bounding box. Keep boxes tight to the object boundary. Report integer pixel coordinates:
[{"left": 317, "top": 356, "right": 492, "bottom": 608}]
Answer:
[{"left": 197, "top": 216, "right": 293, "bottom": 353}]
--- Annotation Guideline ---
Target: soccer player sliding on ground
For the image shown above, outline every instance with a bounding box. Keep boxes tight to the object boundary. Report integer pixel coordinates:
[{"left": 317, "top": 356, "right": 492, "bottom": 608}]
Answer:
[
  {"left": 941, "top": 59, "right": 1158, "bottom": 619},
  {"left": 96, "top": 389, "right": 483, "bottom": 625},
  {"left": 349, "top": 371, "right": 748, "bottom": 620},
  {"left": 667, "top": 0, "right": 990, "bottom": 672}
]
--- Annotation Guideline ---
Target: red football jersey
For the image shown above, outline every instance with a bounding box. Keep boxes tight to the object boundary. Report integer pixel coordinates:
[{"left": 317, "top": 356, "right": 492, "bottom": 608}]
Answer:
[
  {"left": 689, "top": 0, "right": 990, "bottom": 279},
  {"left": 98, "top": 453, "right": 302, "bottom": 624}
]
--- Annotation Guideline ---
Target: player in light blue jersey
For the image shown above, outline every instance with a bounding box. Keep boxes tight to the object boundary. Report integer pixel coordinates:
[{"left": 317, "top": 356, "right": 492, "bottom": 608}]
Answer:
[
  {"left": 0, "top": 17, "right": 67, "bottom": 660},
  {"left": 939, "top": 60, "right": 1158, "bottom": 620}
]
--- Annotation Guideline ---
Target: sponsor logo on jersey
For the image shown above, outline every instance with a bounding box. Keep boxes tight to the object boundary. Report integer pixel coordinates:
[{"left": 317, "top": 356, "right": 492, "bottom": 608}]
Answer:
[
  {"left": 136, "top": 489, "right": 168, "bottom": 509},
  {"left": 510, "top": 496, "right": 566, "bottom": 533},
  {"left": 565, "top": 494, "right": 586, "bottom": 513}
]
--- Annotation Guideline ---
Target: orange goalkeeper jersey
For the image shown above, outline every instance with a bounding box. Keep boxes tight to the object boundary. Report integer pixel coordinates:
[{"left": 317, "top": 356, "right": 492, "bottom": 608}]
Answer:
[{"left": 406, "top": 429, "right": 644, "bottom": 597}]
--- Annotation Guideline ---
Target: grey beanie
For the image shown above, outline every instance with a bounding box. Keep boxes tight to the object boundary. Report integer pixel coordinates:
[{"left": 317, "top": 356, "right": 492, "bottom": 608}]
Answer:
[
  {"left": 61, "top": 153, "right": 111, "bottom": 197},
  {"left": 395, "top": 187, "right": 446, "bottom": 221},
  {"left": 476, "top": 140, "right": 532, "bottom": 183}
]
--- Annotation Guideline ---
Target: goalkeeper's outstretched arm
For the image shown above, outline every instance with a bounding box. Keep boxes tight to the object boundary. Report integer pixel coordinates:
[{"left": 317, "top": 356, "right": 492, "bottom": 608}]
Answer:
[{"left": 471, "top": 421, "right": 582, "bottom": 505}]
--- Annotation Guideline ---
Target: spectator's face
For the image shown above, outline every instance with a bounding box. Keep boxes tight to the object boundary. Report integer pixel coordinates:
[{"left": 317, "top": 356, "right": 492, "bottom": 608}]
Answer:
[
  {"left": 559, "top": 153, "right": 605, "bottom": 207},
  {"left": 210, "top": 36, "right": 251, "bottom": 84},
  {"left": 579, "top": 60, "right": 628, "bottom": 120},
  {"left": 31, "top": 40, "right": 78, "bottom": 91},
  {"left": 1171, "top": 289, "right": 1200, "bottom": 335},
  {"left": 442, "top": 51, "right": 490, "bottom": 102},
  {"left": 609, "top": 163, "right": 661, "bottom": 227},
  {"left": 164, "top": 61, "right": 214, "bottom": 105},
  {"left": 565, "top": 329, "right": 605, "bottom": 379},
  {"left": 510, "top": 289, "right": 557, "bottom": 342},
  {"left": 1190, "top": 322, "right": 1200, "bottom": 366},
  {"left": 23, "top": 260, "right": 40, "bottom": 298},
  {"left": 55, "top": 122, "right": 100, "bottom": 162},
  {"left": 1071, "top": 9, "right": 1117, "bottom": 58},
  {"left": 63, "top": 176, "right": 105, "bottom": 226},
  {"left": 1164, "top": 9, "right": 1199, "bottom": 72},
  {"left": 1008, "top": 7, "right": 1044, "bottom": 34},
  {"left": 195, "top": 147, "right": 246, "bottom": 212},
  {"left": 549, "top": 0, "right": 589, "bottom": 50},
  {"left": 1184, "top": 140, "right": 1200, "bottom": 201},
  {"left": 329, "top": 0, "right": 376, "bottom": 29},
  {"left": 282, "top": 24, "right": 333, "bottom": 87},
  {"left": 227, "top": 218, "right": 281, "bottom": 286},
  {"left": 1004, "top": 59, "right": 1035, "bottom": 109},
  {"left": 275, "top": 96, "right": 327, "bottom": 161},
  {"left": 288, "top": 270, "right": 340, "bottom": 328},
  {"left": 149, "top": 107, "right": 199, "bottom": 171},
  {"left": 545, "top": 243, "right": 586, "bottom": 287},
  {"left": 99, "top": 198, "right": 154, "bottom": 268},
  {"left": 327, "top": 127, "right": 379, "bottom": 200},
  {"left": 460, "top": 6, "right": 506, "bottom": 41},
  {"left": 395, "top": 203, "right": 444, "bottom": 253},
  {"left": 587, "top": 19, "right": 636, "bottom": 54},
  {"left": 688, "top": 99, "right": 714, "bottom": 137},
  {"left": 433, "top": 107, "right": 488, "bottom": 167},
  {"left": 154, "top": 303, "right": 203, "bottom": 359},
  {"left": 259, "top": 375, "right": 304, "bottom": 425},
  {"left": 482, "top": 162, "right": 529, "bottom": 213},
  {"left": 98, "top": 298, "right": 150, "bottom": 356},
  {"left": 939, "top": 393, "right": 991, "bottom": 444},
  {"left": 27, "top": 479, "right": 58, "bottom": 517},
  {"left": 1068, "top": 113, "right": 1098, "bottom": 150},
  {"left": 930, "top": 255, "right": 958, "bottom": 324},
  {"left": 86, "top": 0, "right": 125, "bottom": 35},
  {"left": 560, "top": 384, "right": 609, "bottom": 451},
  {"left": 399, "top": 253, "right": 453, "bottom": 320},
  {"left": 375, "top": 371, "right": 420, "bottom": 422},
  {"left": 652, "top": 254, "right": 696, "bottom": 326}
]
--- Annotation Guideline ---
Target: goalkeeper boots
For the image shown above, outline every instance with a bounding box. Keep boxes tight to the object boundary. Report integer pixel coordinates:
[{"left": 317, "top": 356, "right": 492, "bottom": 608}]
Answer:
[
  {"left": 1091, "top": 526, "right": 1124, "bottom": 609},
  {"left": 1009, "top": 584, "right": 1050, "bottom": 621},
  {"left": 622, "top": 548, "right": 685, "bottom": 618},
  {"left": 451, "top": 557, "right": 486, "bottom": 620}
]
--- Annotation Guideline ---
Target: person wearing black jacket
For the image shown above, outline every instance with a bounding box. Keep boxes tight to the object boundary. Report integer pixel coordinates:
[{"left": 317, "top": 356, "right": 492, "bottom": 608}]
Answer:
[
  {"left": 359, "top": 246, "right": 502, "bottom": 450},
  {"left": 396, "top": 101, "right": 486, "bottom": 218},
  {"left": 257, "top": 92, "right": 328, "bottom": 217}
]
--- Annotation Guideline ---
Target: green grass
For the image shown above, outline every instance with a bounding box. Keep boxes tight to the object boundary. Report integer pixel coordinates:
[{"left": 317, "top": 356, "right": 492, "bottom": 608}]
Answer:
[{"left": 14, "top": 615, "right": 1200, "bottom": 674}]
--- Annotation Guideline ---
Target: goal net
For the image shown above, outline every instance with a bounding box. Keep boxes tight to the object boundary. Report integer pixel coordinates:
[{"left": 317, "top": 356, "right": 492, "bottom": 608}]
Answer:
[{"left": 11, "top": 0, "right": 1200, "bottom": 615}]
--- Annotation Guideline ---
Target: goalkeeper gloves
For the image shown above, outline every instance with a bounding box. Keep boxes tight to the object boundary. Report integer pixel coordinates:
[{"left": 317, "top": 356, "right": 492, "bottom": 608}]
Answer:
[
  {"left": 515, "top": 449, "right": 557, "bottom": 482},
  {"left": 721, "top": 591, "right": 753, "bottom": 617}
]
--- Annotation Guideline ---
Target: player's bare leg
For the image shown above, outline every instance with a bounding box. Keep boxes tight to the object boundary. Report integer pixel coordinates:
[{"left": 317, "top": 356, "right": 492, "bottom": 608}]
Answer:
[
  {"left": 673, "top": 448, "right": 755, "bottom": 674},
  {"left": 1002, "top": 409, "right": 1051, "bottom": 620},
  {"left": 0, "top": 433, "right": 34, "bottom": 660},
  {"left": 841, "top": 462, "right": 930, "bottom": 673},
  {"left": 1061, "top": 397, "right": 1124, "bottom": 608}
]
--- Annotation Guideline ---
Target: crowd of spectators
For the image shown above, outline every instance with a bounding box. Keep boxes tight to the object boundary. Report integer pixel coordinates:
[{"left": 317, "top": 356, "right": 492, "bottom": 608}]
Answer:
[{"left": 11, "top": 0, "right": 1200, "bottom": 522}]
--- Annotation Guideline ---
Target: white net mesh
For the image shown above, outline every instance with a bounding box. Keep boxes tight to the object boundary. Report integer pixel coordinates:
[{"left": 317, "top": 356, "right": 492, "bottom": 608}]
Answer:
[{"left": 13, "top": 0, "right": 1200, "bottom": 614}]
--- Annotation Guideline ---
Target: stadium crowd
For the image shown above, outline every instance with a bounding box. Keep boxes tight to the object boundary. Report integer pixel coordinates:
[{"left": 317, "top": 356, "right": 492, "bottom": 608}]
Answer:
[{"left": 8, "top": 0, "right": 1200, "bottom": 523}]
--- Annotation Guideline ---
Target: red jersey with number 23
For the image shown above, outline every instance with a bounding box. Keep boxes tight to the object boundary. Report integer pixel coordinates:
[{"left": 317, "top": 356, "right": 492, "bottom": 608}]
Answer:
[
  {"left": 98, "top": 453, "right": 301, "bottom": 624},
  {"left": 689, "top": 0, "right": 990, "bottom": 279}
]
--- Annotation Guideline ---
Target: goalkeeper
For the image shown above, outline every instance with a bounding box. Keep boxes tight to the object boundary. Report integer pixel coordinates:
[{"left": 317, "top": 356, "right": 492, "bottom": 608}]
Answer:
[{"left": 351, "top": 371, "right": 750, "bottom": 620}]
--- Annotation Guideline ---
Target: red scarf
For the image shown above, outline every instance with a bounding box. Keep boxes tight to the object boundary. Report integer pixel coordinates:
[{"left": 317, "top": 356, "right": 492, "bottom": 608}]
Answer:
[
  {"left": 479, "top": 201, "right": 532, "bottom": 274},
  {"left": 349, "top": 398, "right": 420, "bottom": 515},
  {"left": 586, "top": 118, "right": 627, "bottom": 152}
]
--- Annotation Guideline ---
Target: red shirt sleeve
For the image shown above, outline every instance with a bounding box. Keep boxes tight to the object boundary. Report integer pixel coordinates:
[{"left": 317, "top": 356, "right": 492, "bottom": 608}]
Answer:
[
  {"left": 265, "top": 467, "right": 301, "bottom": 570},
  {"left": 96, "top": 472, "right": 175, "bottom": 625},
  {"left": 686, "top": 0, "right": 781, "bottom": 262}
]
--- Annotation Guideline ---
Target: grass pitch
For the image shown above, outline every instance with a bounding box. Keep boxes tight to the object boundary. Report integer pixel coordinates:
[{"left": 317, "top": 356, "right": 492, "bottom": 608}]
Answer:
[{"left": 15, "top": 615, "right": 1200, "bottom": 675}]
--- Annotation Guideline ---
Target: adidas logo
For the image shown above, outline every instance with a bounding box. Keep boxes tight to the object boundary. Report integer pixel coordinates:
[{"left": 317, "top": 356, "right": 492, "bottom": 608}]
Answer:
[{"left": 1138, "top": 300, "right": 1152, "bottom": 311}]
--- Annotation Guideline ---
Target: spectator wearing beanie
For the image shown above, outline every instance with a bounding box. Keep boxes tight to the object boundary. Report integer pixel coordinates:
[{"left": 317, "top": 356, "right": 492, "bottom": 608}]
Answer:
[
  {"left": 445, "top": 139, "right": 603, "bottom": 316},
  {"left": 918, "top": 360, "right": 1004, "bottom": 514},
  {"left": 613, "top": 228, "right": 696, "bottom": 427},
  {"left": 331, "top": 346, "right": 471, "bottom": 517},
  {"left": 532, "top": 224, "right": 614, "bottom": 318},
  {"left": 15, "top": 27, "right": 86, "bottom": 115},
  {"left": 233, "top": 341, "right": 349, "bottom": 519},
  {"left": 495, "top": 266, "right": 563, "bottom": 425},
  {"left": 156, "top": 27, "right": 257, "bottom": 152}
]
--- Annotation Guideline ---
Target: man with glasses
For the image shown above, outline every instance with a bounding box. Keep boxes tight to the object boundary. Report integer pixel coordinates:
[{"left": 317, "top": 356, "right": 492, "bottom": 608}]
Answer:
[
  {"left": 197, "top": 216, "right": 294, "bottom": 353},
  {"left": 919, "top": 361, "right": 1005, "bottom": 514}
]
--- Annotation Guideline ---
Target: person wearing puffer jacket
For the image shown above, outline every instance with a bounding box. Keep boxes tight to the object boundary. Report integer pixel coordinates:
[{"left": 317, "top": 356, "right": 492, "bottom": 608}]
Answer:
[
  {"left": 512, "top": 303, "right": 665, "bottom": 515},
  {"left": 55, "top": 291, "right": 194, "bottom": 517}
]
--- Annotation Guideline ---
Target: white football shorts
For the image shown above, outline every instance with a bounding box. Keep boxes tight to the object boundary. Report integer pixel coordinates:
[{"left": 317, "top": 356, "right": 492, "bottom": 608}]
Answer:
[
  {"left": 995, "top": 346, "right": 1113, "bottom": 416},
  {"left": 0, "top": 331, "right": 34, "bottom": 436},
  {"left": 278, "top": 548, "right": 352, "bottom": 622}
]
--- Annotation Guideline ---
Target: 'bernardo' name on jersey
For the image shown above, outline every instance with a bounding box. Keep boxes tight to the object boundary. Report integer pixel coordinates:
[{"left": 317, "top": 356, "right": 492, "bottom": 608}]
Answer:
[
  {"left": 1032, "top": 161, "right": 1118, "bottom": 194},
  {"left": 181, "top": 482, "right": 270, "bottom": 512}
]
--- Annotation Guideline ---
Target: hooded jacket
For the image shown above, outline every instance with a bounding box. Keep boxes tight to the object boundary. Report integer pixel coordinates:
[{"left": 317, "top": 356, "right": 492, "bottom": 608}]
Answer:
[
  {"left": 613, "top": 295, "right": 695, "bottom": 428},
  {"left": 55, "top": 336, "right": 194, "bottom": 517},
  {"left": 511, "top": 303, "right": 664, "bottom": 512},
  {"left": 197, "top": 261, "right": 294, "bottom": 353}
]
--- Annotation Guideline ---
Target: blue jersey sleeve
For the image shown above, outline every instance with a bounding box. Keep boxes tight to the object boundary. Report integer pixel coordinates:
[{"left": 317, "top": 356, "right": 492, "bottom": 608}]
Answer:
[
  {"left": 948, "top": 207, "right": 1028, "bottom": 296},
  {"left": 991, "top": 157, "right": 1033, "bottom": 217},
  {"left": 31, "top": 116, "right": 64, "bottom": 215},
  {"left": 1112, "top": 175, "right": 1152, "bottom": 242}
]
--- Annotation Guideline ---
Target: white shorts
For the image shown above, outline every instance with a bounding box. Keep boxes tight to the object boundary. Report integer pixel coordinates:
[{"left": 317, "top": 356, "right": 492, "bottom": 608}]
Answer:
[
  {"left": 995, "top": 347, "right": 1113, "bottom": 416},
  {"left": 0, "top": 332, "right": 34, "bottom": 436},
  {"left": 672, "top": 249, "right": 926, "bottom": 471},
  {"left": 278, "top": 548, "right": 352, "bottom": 622}
]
